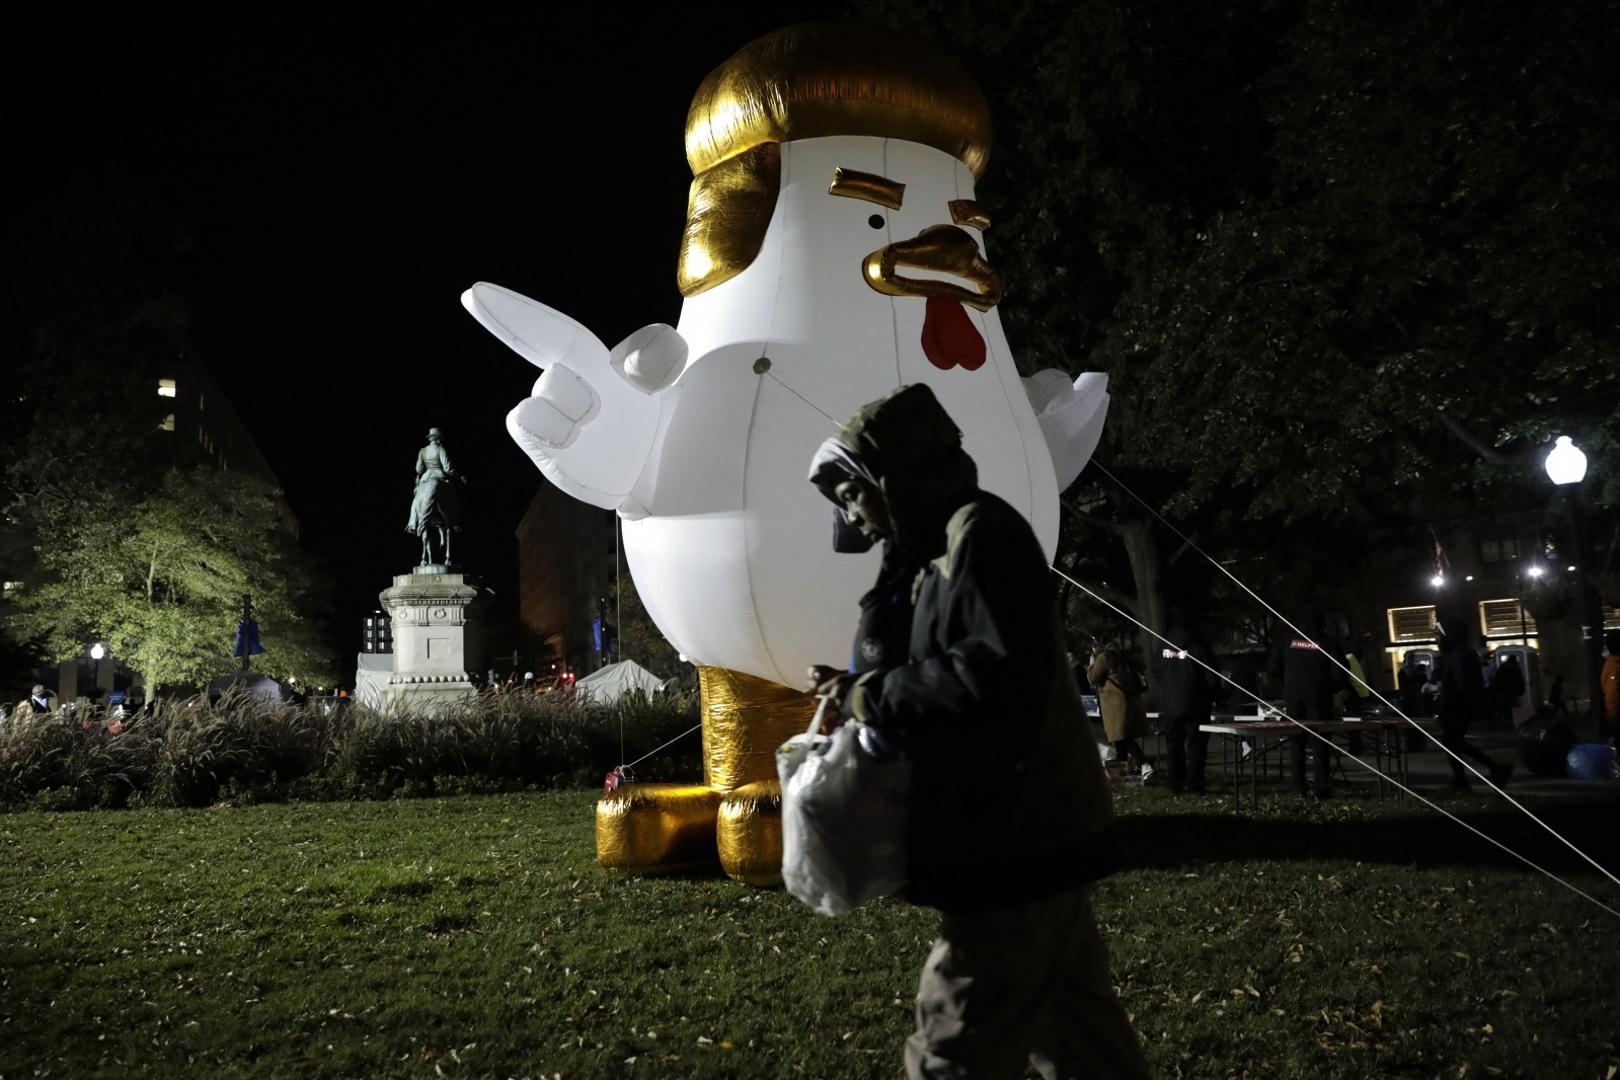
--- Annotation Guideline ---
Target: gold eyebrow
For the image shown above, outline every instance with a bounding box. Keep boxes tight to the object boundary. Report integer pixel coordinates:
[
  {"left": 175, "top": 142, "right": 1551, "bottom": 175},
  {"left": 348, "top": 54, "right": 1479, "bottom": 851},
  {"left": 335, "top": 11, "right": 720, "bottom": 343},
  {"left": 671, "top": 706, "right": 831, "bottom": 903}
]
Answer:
[
  {"left": 949, "top": 199, "right": 990, "bottom": 230},
  {"left": 829, "top": 167, "right": 905, "bottom": 210}
]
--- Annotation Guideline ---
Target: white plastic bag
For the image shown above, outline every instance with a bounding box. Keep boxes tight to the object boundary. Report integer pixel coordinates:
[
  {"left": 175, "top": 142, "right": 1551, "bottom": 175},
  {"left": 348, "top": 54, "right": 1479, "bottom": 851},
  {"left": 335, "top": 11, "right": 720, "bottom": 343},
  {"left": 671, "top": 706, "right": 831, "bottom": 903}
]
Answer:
[{"left": 777, "top": 697, "right": 910, "bottom": 916}]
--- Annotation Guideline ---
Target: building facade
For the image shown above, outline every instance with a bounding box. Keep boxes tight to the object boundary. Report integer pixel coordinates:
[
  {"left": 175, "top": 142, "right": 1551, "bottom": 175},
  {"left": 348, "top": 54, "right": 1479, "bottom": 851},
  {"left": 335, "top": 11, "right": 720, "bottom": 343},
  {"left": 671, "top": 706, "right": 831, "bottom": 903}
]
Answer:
[{"left": 513, "top": 483, "right": 618, "bottom": 679}]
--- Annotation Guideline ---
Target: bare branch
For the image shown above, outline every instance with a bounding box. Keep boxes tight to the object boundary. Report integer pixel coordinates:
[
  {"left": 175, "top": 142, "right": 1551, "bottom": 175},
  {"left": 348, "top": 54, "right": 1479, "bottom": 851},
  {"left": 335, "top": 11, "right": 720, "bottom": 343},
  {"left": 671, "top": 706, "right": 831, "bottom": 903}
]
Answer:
[
  {"left": 1434, "top": 410, "right": 1533, "bottom": 468},
  {"left": 1059, "top": 496, "right": 1126, "bottom": 534}
]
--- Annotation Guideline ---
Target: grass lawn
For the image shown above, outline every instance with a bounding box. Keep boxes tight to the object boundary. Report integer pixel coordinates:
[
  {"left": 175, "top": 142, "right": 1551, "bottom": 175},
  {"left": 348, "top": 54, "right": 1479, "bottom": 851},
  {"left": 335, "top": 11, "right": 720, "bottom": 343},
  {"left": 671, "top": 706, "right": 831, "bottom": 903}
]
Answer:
[{"left": 3, "top": 784, "right": 1618, "bottom": 1078}]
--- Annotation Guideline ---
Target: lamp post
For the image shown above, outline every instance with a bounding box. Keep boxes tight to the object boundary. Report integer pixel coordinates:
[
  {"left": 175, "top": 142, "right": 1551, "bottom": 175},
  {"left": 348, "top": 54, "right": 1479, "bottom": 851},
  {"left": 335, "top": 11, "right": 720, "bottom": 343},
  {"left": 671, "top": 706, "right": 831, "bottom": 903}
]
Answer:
[
  {"left": 88, "top": 641, "right": 107, "bottom": 700},
  {"left": 1519, "top": 562, "right": 1545, "bottom": 650},
  {"left": 1545, "top": 436, "right": 1602, "bottom": 726}
]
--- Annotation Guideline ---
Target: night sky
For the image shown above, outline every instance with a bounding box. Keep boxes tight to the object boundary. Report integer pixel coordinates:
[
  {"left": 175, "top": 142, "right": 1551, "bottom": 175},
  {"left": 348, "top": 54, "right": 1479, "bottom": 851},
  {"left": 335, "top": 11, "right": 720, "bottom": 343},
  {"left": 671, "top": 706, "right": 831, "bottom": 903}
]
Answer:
[{"left": 6, "top": 8, "right": 827, "bottom": 643}]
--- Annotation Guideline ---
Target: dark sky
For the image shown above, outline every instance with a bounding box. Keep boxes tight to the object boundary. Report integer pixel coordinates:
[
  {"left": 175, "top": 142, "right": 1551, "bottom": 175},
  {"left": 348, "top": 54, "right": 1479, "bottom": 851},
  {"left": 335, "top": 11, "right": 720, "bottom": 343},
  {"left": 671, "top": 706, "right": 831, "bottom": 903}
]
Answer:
[{"left": 6, "top": 8, "right": 828, "bottom": 646}]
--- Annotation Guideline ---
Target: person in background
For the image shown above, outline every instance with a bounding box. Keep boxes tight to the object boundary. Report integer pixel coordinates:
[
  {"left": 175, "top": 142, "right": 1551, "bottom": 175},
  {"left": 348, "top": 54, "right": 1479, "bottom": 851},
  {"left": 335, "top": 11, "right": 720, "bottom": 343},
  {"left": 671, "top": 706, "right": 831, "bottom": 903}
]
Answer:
[
  {"left": 26, "top": 685, "right": 53, "bottom": 715},
  {"left": 1154, "top": 611, "right": 1213, "bottom": 794},
  {"left": 1339, "top": 636, "right": 1376, "bottom": 755},
  {"left": 1436, "top": 614, "right": 1513, "bottom": 791},
  {"left": 1398, "top": 655, "right": 1430, "bottom": 718},
  {"left": 1269, "top": 612, "right": 1347, "bottom": 798},
  {"left": 1493, "top": 653, "right": 1526, "bottom": 725},
  {"left": 1600, "top": 631, "right": 1620, "bottom": 749},
  {"left": 1089, "top": 642, "right": 1152, "bottom": 781}
]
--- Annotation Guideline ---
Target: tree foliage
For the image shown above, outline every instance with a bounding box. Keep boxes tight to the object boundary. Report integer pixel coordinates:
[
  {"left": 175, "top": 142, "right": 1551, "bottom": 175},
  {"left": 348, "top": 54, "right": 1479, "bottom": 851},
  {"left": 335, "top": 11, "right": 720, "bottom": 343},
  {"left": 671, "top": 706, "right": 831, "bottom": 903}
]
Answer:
[
  {"left": 7, "top": 467, "right": 336, "bottom": 693},
  {"left": 864, "top": 0, "right": 1619, "bottom": 646},
  {"left": 2, "top": 174, "right": 337, "bottom": 693}
]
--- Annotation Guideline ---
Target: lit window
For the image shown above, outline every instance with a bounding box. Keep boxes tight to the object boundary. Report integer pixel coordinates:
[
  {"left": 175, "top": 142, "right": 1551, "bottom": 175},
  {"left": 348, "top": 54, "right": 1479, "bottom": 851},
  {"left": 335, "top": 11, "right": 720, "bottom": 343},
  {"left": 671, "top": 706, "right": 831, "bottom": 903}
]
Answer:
[
  {"left": 1387, "top": 605, "right": 1437, "bottom": 642},
  {"left": 157, "top": 378, "right": 177, "bottom": 398},
  {"left": 1479, "top": 598, "right": 1536, "bottom": 637},
  {"left": 160, "top": 414, "right": 175, "bottom": 432}
]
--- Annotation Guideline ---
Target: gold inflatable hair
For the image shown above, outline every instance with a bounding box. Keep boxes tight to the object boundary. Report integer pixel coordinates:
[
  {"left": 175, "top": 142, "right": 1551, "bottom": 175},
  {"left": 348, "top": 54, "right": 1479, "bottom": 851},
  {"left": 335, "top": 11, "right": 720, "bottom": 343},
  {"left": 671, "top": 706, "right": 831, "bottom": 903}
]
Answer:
[{"left": 679, "top": 22, "right": 993, "bottom": 297}]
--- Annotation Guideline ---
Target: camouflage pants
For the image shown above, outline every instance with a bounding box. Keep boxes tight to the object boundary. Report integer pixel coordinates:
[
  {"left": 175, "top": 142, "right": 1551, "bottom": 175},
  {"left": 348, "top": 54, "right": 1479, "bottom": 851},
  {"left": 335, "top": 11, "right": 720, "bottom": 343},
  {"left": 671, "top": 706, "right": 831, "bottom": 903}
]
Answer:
[{"left": 905, "top": 888, "right": 1150, "bottom": 1080}]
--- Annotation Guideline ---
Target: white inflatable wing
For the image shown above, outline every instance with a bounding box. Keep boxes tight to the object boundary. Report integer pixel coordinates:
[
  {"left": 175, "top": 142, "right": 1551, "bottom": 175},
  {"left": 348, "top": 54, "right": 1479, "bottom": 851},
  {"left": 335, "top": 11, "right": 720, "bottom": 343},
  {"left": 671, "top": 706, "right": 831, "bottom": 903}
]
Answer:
[
  {"left": 463, "top": 282, "right": 666, "bottom": 511},
  {"left": 1023, "top": 370, "right": 1110, "bottom": 492}
]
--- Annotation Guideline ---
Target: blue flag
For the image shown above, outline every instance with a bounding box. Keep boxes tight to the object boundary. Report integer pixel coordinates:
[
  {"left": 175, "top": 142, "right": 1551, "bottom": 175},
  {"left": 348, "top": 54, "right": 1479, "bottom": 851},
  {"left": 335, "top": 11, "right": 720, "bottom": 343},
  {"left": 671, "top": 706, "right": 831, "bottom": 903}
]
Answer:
[{"left": 233, "top": 619, "right": 266, "bottom": 657}]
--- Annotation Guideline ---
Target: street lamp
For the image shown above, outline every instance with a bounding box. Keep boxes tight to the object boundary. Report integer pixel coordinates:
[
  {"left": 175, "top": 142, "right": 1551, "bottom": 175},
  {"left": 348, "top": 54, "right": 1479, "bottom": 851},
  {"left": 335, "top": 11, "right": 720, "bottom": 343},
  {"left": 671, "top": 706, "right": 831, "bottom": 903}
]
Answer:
[
  {"left": 1544, "top": 435, "right": 1587, "bottom": 486},
  {"left": 1544, "top": 435, "right": 1601, "bottom": 725},
  {"left": 88, "top": 641, "right": 107, "bottom": 700}
]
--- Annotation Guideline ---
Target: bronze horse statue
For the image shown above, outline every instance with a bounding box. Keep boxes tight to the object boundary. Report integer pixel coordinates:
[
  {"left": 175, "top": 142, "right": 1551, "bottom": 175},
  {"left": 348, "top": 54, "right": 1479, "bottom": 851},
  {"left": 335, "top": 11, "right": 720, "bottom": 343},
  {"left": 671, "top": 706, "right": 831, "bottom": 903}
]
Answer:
[{"left": 406, "top": 427, "right": 462, "bottom": 566}]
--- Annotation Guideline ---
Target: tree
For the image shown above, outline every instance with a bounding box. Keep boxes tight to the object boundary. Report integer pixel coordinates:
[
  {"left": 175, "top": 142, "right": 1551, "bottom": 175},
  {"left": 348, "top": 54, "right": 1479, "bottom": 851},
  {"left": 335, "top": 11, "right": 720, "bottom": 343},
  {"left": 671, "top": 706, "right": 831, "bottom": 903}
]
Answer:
[
  {"left": 6, "top": 467, "right": 336, "bottom": 693},
  {"left": 611, "top": 571, "right": 685, "bottom": 683},
  {"left": 862, "top": 0, "right": 1618, "bottom": 661}
]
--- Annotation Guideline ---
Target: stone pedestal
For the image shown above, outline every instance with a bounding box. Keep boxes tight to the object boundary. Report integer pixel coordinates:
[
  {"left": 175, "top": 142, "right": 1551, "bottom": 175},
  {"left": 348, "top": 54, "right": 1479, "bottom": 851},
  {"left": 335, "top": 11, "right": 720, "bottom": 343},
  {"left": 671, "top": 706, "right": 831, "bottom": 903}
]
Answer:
[{"left": 378, "top": 566, "right": 493, "bottom": 711}]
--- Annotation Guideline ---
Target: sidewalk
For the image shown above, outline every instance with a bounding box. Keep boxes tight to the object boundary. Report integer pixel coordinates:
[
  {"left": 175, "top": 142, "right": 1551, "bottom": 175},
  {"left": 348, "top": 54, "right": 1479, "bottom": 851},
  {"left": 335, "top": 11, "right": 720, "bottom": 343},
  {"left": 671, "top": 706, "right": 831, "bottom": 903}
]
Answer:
[
  {"left": 1390, "top": 728, "right": 1617, "bottom": 804},
  {"left": 1257, "top": 724, "right": 1618, "bottom": 806}
]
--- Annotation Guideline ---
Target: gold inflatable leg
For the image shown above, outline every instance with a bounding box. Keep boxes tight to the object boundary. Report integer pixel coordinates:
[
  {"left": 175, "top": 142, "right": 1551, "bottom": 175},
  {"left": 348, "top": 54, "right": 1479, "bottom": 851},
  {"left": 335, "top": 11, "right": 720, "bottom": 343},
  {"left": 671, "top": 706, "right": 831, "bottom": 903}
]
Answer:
[
  {"left": 594, "top": 666, "right": 813, "bottom": 881},
  {"left": 718, "top": 780, "right": 784, "bottom": 886},
  {"left": 596, "top": 784, "right": 721, "bottom": 875}
]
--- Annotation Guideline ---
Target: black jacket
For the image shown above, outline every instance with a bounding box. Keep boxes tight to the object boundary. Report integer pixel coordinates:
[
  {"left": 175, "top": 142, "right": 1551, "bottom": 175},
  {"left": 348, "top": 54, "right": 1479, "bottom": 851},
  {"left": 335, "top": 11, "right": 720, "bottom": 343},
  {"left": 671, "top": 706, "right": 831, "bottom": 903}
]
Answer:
[
  {"left": 1154, "top": 631, "right": 1213, "bottom": 717},
  {"left": 850, "top": 546, "right": 917, "bottom": 674},
  {"left": 1270, "top": 628, "right": 1347, "bottom": 716},
  {"left": 847, "top": 492, "right": 1121, "bottom": 910}
]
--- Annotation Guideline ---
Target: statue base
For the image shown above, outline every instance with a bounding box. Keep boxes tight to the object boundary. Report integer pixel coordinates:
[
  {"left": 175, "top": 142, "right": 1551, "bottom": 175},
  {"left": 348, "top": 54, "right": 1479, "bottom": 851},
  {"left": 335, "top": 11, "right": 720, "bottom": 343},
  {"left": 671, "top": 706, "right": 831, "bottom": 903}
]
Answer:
[{"left": 378, "top": 569, "right": 493, "bottom": 712}]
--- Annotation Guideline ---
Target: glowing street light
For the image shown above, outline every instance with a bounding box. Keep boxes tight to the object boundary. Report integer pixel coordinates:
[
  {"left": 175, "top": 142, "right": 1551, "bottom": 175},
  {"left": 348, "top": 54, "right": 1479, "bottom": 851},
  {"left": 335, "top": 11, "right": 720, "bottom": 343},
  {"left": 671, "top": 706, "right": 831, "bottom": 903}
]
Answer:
[
  {"left": 1430, "top": 574, "right": 1446, "bottom": 588},
  {"left": 1526, "top": 564, "right": 1545, "bottom": 579},
  {"left": 1544, "top": 435, "right": 1587, "bottom": 486},
  {"left": 88, "top": 641, "right": 108, "bottom": 701},
  {"left": 1543, "top": 433, "right": 1602, "bottom": 725}
]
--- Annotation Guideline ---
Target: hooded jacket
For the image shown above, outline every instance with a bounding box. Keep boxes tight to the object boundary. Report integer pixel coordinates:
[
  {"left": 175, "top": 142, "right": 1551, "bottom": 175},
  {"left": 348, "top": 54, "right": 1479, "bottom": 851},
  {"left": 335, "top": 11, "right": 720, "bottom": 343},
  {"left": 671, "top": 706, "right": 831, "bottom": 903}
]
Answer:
[
  {"left": 1435, "top": 613, "right": 1485, "bottom": 725},
  {"left": 815, "top": 384, "right": 1120, "bottom": 910}
]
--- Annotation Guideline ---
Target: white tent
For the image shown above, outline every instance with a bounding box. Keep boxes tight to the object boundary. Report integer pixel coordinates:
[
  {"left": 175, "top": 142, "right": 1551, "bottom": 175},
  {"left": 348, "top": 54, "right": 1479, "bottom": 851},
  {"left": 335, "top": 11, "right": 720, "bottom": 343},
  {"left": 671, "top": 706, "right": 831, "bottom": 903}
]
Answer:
[
  {"left": 354, "top": 653, "right": 392, "bottom": 708},
  {"left": 575, "top": 659, "right": 669, "bottom": 705}
]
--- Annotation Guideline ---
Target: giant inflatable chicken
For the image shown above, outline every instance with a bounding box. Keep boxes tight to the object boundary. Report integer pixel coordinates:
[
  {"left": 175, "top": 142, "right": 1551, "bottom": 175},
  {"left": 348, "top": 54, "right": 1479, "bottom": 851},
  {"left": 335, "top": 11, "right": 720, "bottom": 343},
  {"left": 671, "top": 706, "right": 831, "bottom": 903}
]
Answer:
[{"left": 464, "top": 23, "right": 1109, "bottom": 882}]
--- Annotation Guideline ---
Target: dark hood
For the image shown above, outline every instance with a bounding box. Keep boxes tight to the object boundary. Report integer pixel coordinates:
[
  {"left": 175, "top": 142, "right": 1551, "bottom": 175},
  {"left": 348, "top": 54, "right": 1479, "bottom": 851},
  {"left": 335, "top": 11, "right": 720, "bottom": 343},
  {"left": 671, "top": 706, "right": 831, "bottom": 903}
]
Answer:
[
  {"left": 823, "top": 384, "right": 978, "bottom": 559},
  {"left": 807, "top": 437, "right": 881, "bottom": 553}
]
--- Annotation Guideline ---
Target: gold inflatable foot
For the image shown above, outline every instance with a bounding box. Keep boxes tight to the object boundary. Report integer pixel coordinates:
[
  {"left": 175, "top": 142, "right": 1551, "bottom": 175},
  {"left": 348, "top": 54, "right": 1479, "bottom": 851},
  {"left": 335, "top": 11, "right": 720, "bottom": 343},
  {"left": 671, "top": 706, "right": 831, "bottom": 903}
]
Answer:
[
  {"left": 718, "top": 780, "right": 783, "bottom": 886},
  {"left": 596, "top": 784, "right": 721, "bottom": 875},
  {"left": 594, "top": 666, "right": 813, "bottom": 880}
]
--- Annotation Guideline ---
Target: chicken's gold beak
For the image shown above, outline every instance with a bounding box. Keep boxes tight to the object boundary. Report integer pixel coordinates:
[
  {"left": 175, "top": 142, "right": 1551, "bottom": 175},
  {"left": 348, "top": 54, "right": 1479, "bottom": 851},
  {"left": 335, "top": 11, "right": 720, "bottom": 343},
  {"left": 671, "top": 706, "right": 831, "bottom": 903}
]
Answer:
[{"left": 862, "top": 225, "right": 1003, "bottom": 312}]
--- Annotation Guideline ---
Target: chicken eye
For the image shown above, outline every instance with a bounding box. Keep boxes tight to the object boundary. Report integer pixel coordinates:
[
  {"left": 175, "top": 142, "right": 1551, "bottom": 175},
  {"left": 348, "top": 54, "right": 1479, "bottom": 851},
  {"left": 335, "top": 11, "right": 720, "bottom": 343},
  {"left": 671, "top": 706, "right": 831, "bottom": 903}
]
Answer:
[{"left": 868, "top": 214, "right": 885, "bottom": 230}]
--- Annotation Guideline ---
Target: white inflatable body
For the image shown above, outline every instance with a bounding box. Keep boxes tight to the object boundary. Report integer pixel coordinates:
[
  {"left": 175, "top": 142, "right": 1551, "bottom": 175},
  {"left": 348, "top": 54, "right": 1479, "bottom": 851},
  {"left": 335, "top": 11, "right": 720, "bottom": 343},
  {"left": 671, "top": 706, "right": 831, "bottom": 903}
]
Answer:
[{"left": 466, "top": 134, "right": 1108, "bottom": 687}]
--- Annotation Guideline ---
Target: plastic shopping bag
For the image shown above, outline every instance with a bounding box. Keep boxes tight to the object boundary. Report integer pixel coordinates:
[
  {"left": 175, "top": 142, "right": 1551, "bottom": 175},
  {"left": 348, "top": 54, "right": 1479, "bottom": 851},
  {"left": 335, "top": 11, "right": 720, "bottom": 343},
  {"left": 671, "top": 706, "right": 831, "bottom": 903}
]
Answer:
[{"left": 777, "top": 697, "right": 910, "bottom": 916}]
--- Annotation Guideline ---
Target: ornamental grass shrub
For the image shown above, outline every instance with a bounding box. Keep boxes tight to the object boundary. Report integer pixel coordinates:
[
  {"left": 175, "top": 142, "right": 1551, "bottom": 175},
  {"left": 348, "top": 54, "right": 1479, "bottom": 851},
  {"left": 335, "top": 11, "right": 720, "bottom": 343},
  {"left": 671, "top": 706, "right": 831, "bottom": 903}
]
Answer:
[{"left": 0, "top": 688, "right": 700, "bottom": 811}]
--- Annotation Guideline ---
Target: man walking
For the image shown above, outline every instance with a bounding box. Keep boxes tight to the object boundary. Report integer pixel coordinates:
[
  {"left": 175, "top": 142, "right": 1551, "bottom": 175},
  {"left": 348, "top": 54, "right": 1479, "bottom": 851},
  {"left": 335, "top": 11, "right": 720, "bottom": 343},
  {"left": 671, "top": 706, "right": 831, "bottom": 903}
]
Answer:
[{"left": 807, "top": 384, "right": 1148, "bottom": 1080}]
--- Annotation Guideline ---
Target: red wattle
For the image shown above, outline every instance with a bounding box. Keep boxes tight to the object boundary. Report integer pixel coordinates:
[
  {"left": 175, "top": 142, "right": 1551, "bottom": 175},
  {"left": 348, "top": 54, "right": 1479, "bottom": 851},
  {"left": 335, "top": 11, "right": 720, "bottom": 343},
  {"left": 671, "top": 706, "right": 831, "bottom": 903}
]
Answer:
[{"left": 921, "top": 296, "right": 986, "bottom": 371}]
